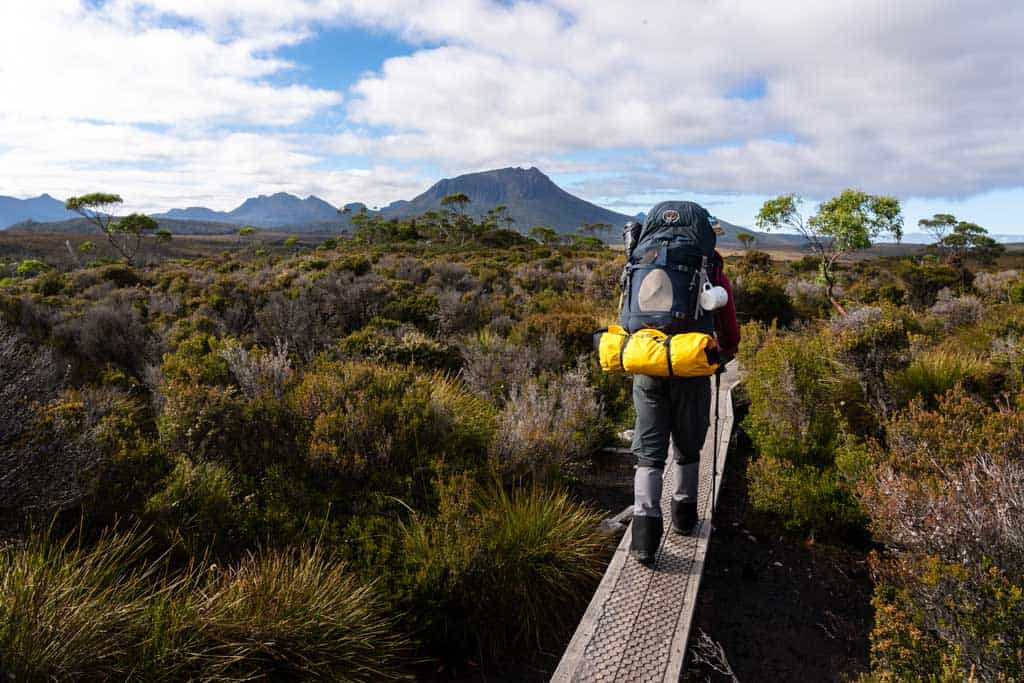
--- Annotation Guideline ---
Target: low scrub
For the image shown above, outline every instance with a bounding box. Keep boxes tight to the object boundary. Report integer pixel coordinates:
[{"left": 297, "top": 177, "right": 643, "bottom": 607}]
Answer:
[
  {"left": 859, "top": 388, "right": 1024, "bottom": 681},
  {"left": 491, "top": 361, "right": 609, "bottom": 480},
  {"left": 400, "top": 477, "right": 606, "bottom": 656},
  {"left": 741, "top": 324, "right": 870, "bottom": 537}
]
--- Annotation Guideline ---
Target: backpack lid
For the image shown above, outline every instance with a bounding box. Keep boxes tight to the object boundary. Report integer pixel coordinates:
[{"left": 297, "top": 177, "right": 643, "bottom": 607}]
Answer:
[{"left": 635, "top": 201, "right": 717, "bottom": 256}]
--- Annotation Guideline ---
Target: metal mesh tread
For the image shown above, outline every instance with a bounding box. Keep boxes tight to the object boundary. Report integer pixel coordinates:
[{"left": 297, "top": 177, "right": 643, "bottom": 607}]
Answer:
[{"left": 552, "top": 364, "right": 739, "bottom": 683}]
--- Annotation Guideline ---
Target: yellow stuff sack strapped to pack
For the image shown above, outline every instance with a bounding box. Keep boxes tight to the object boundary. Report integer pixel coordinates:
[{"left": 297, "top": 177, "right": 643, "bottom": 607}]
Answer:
[{"left": 594, "top": 324, "right": 719, "bottom": 377}]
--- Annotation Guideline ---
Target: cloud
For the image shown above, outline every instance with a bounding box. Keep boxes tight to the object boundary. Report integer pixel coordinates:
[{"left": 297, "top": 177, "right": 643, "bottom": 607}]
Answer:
[
  {"left": 1, "top": 0, "right": 1022, "bottom": 218},
  {"left": 336, "top": 0, "right": 1024, "bottom": 199}
]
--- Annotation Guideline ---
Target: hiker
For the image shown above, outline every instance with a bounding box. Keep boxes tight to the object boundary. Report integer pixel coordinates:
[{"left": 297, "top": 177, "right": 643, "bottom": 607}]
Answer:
[{"left": 620, "top": 202, "right": 740, "bottom": 565}]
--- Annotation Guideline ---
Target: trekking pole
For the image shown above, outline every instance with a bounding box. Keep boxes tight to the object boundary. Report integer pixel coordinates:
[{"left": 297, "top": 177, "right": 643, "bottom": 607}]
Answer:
[{"left": 711, "top": 370, "right": 720, "bottom": 515}]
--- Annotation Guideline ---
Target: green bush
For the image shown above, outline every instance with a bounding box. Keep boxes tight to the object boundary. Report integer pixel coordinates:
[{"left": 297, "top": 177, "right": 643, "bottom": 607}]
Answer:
[
  {"left": 741, "top": 329, "right": 849, "bottom": 466},
  {"left": 158, "top": 380, "right": 295, "bottom": 477},
  {"left": 145, "top": 457, "right": 248, "bottom": 555},
  {"left": 899, "top": 261, "right": 963, "bottom": 308},
  {"left": 97, "top": 263, "right": 142, "bottom": 288},
  {"left": 741, "top": 327, "right": 868, "bottom": 536},
  {"left": 731, "top": 271, "right": 795, "bottom": 326},
  {"left": 400, "top": 478, "right": 606, "bottom": 655},
  {"left": 748, "top": 455, "right": 867, "bottom": 537},
  {"left": 290, "top": 361, "right": 495, "bottom": 482},
  {"left": 339, "top": 322, "right": 459, "bottom": 371},
  {"left": 15, "top": 259, "right": 49, "bottom": 277}
]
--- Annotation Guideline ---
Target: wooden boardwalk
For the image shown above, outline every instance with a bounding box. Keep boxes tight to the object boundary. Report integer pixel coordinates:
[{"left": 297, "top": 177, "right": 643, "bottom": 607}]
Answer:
[{"left": 552, "top": 364, "right": 740, "bottom": 683}]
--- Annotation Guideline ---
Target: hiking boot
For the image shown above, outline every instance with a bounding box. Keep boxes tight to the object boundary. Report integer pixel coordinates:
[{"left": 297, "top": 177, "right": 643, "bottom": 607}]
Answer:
[
  {"left": 630, "top": 515, "right": 663, "bottom": 566},
  {"left": 671, "top": 499, "right": 698, "bottom": 535}
]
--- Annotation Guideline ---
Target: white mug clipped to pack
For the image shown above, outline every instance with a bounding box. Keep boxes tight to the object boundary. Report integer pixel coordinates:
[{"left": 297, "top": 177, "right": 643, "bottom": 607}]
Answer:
[{"left": 699, "top": 280, "right": 729, "bottom": 311}]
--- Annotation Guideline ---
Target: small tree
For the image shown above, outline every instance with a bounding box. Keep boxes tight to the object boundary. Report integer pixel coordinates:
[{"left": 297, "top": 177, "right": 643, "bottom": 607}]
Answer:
[
  {"left": 237, "top": 226, "right": 258, "bottom": 254},
  {"left": 441, "top": 193, "right": 475, "bottom": 244},
  {"left": 528, "top": 226, "right": 560, "bottom": 246},
  {"left": 580, "top": 222, "right": 612, "bottom": 240},
  {"left": 65, "top": 193, "right": 164, "bottom": 266},
  {"left": 920, "top": 214, "right": 1005, "bottom": 266},
  {"left": 484, "top": 205, "right": 516, "bottom": 232},
  {"left": 736, "top": 232, "right": 756, "bottom": 251},
  {"left": 757, "top": 190, "right": 902, "bottom": 315}
]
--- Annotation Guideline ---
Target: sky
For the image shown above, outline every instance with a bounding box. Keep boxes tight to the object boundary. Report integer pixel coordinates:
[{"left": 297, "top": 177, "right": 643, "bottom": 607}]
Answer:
[{"left": 1, "top": 0, "right": 1022, "bottom": 233}]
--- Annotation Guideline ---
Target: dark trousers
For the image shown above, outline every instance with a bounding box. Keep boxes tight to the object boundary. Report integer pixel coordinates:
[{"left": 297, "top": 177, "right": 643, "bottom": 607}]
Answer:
[
  {"left": 631, "top": 374, "right": 711, "bottom": 469},
  {"left": 631, "top": 374, "right": 711, "bottom": 518}
]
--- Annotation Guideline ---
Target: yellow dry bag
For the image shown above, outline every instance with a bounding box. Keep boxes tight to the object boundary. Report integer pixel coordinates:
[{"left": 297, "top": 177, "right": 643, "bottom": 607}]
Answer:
[{"left": 594, "top": 325, "right": 719, "bottom": 378}]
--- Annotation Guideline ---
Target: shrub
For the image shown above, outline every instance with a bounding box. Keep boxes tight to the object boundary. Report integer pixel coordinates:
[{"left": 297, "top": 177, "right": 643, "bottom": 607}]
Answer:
[
  {"left": 509, "top": 310, "right": 599, "bottom": 359},
  {"left": 899, "top": 261, "right": 962, "bottom": 308},
  {"left": 741, "top": 328, "right": 850, "bottom": 466},
  {"left": 785, "top": 278, "right": 829, "bottom": 319},
  {"left": 741, "top": 326, "right": 870, "bottom": 536},
  {"left": 2, "top": 384, "right": 150, "bottom": 523},
  {"left": 32, "top": 270, "right": 65, "bottom": 296},
  {"left": 219, "top": 337, "right": 293, "bottom": 399},
  {"left": 0, "top": 323, "right": 64, "bottom": 512},
  {"left": 96, "top": 263, "right": 142, "bottom": 288},
  {"left": 145, "top": 457, "right": 246, "bottom": 555},
  {"left": 830, "top": 306, "right": 910, "bottom": 421},
  {"left": 731, "top": 271, "right": 795, "bottom": 326},
  {"left": 859, "top": 389, "right": 1024, "bottom": 680},
  {"left": 158, "top": 379, "right": 294, "bottom": 479},
  {"left": 748, "top": 456, "right": 866, "bottom": 537},
  {"left": 400, "top": 478, "right": 606, "bottom": 655},
  {"left": 432, "top": 289, "right": 482, "bottom": 335},
  {"left": 290, "top": 361, "right": 495, "bottom": 482},
  {"left": 973, "top": 269, "right": 1019, "bottom": 303},
  {"left": 72, "top": 298, "right": 156, "bottom": 374},
  {"left": 256, "top": 272, "right": 390, "bottom": 360},
  {"left": 459, "top": 329, "right": 553, "bottom": 400},
  {"left": 490, "top": 361, "right": 608, "bottom": 479},
  {"left": 14, "top": 258, "right": 49, "bottom": 277},
  {"left": 736, "top": 250, "right": 774, "bottom": 273},
  {"left": 339, "top": 322, "right": 460, "bottom": 371},
  {"left": 788, "top": 254, "right": 821, "bottom": 274},
  {"left": 925, "top": 289, "right": 983, "bottom": 332}
]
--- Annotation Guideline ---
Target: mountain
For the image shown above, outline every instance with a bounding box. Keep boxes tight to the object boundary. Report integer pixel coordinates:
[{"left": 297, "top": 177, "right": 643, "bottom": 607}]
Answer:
[
  {"left": 378, "top": 166, "right": 630, "bottom": 232},
  {"left": 154, "top": 192, "right": 339, "bottom": 228},
  {"left": 0, "top": 194, "right": 76, "bottom": 228},
  {"left": 8, "top": 167, "right": 806, "bottom": 248}
]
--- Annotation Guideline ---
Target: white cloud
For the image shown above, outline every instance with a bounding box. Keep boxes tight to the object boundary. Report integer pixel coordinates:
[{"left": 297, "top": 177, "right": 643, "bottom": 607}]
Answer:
[
  {"left": 335, "top": 0, "right": 1024, "bottom": 199},
  {"left": 1, "top": 0, "right": 1022, "bottom": 219}
]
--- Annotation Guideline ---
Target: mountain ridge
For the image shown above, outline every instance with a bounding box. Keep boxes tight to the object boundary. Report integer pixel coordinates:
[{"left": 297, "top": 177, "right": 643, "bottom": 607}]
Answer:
[{"left": 2, "top": 167, "right": 805, "bottom": 247}]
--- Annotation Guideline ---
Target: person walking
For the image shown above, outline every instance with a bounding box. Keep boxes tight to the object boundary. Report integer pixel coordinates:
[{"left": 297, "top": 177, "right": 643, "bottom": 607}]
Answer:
[{"left": 619, "top": 202, "right": 740, "bottom": 565}]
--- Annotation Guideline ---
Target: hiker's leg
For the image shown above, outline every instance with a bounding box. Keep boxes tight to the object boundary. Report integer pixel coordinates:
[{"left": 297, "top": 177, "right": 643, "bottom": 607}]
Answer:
[
  {"left": 632, "top": 374, "right": 672, "bottom": 518},
  {"left": 669, "top": 377, "right": 711, "bottom": 505}
]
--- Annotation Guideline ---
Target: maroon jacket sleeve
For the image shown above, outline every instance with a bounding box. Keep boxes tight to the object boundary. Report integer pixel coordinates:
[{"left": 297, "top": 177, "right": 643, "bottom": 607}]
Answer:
[{"left": 711, "top": 252, "right": 740, "bottom": 357}]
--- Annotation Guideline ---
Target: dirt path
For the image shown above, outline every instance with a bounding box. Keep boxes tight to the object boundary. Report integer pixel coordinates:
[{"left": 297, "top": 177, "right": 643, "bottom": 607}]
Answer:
[{"left": 683, "top": 419, "right": 874, "bottom": 682}]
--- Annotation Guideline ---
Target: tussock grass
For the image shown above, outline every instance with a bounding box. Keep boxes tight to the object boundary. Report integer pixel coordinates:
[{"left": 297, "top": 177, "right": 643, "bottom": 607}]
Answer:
[
  {"left": 892, "top": 349, "right": 992, "bottom": 404},
  {"left": 0, "top": 528, "right": 411, "bottom": 682},
  {"left": 200, "top": 546, "right": 411, "bottom": 681},
  {"left": 0, "top": 527, "right": 198, "bottom": 681},
  {"left": 402, "top": 480, "right": 607, "bottom": 655}
]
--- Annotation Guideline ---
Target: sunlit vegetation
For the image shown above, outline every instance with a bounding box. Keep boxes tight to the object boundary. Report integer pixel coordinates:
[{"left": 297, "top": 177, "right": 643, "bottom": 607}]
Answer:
[
  {"left": 3, "top": 193, "right": 1022, "bottom": 679},
  {"left": 736, "top": 213, "right": 1024, "bottom": 680},
  {"left": 0, "top": 208, "right": 623, "bottom": 678}
]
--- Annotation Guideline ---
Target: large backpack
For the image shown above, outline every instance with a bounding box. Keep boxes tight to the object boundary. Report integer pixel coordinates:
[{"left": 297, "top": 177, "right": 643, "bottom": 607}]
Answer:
[{"left": 620, "top": 201, "right": 717, "bottom": 335}]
